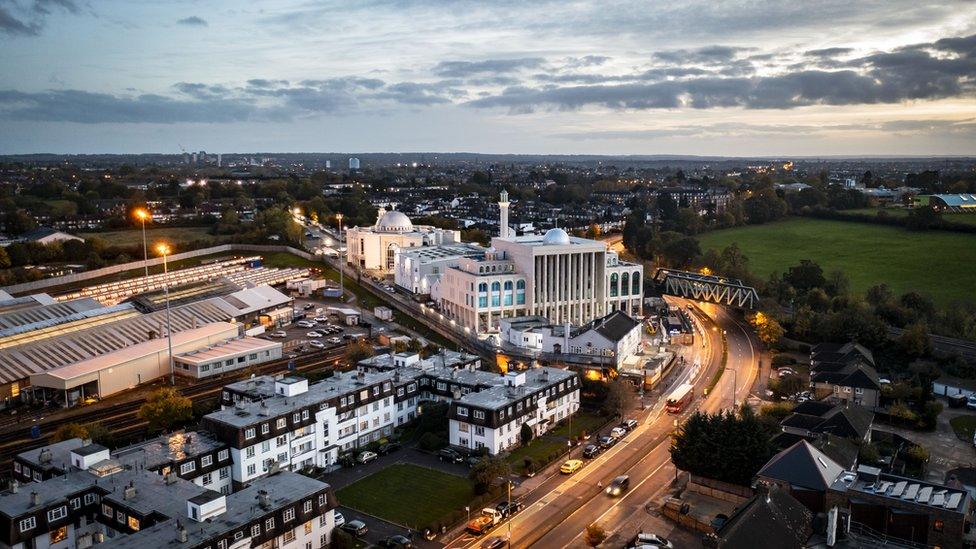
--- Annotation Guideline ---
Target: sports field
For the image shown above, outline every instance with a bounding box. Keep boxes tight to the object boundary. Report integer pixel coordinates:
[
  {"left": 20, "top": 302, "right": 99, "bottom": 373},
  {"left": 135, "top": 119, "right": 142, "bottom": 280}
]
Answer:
[{"left": 697, "top": 218, "right": 976, "bottom": 305}]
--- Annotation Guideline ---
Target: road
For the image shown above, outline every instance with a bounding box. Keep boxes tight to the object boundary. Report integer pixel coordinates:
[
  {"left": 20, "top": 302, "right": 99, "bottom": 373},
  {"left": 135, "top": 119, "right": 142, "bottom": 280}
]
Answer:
[{"left": 444, "top": 297, "right": 760, "bottom": 549}]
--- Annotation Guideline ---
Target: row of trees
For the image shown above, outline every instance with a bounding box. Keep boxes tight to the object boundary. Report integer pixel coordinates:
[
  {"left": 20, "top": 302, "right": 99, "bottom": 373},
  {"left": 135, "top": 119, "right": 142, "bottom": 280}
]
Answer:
[{"left": 670, "top": 406, "right": 776, "bottom": 486}]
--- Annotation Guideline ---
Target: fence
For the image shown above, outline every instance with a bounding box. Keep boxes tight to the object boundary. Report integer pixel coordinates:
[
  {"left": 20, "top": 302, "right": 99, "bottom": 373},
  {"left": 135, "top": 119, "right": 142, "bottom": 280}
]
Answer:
[
  {"left": 2, "top": 244, "right": 316, "bottom": 295},
  {"left": 687, "top": 474, "right": 752, "bottom": 505}
]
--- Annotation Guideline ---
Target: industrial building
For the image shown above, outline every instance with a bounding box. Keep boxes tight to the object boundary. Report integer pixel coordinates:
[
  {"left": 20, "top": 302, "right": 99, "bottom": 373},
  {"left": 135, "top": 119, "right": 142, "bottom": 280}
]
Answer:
[{"left": 174, "top": 336, "right": 282, "bottom": 378}]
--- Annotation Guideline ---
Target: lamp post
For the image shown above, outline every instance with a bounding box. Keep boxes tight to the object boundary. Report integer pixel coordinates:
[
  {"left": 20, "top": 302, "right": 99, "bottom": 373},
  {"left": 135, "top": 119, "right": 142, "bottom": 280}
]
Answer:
[
  {"left": 336, "top": 213, "right": 344, "bottom": 301},
  {"left": 156, "top": 243, "right": 175, "bottom": 386},
  {"left": 134, "top": 207, "right": 151, "bottom": 282}
]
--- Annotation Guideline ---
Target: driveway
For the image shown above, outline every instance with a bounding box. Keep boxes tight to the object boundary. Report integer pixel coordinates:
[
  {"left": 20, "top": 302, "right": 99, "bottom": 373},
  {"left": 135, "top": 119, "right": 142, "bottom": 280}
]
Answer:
[{"left": 877, "top": 407, "right": 976, "bottom": 483}]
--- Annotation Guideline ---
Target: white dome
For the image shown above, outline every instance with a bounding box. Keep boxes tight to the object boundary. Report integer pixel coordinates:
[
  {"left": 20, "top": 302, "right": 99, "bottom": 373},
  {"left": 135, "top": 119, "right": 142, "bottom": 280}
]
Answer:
[
  {"left": 542, "top": 228, "right": 571, "bottom": 246},
  {"left": 376, "top": 210, "right": 414, "bottom": 232}
]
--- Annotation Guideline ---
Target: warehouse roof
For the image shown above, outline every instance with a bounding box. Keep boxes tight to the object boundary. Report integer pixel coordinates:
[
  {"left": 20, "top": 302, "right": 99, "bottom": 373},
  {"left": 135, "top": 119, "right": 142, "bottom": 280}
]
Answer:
[{"left": 175, "top": 336, "right": 280, "bottom": 365}]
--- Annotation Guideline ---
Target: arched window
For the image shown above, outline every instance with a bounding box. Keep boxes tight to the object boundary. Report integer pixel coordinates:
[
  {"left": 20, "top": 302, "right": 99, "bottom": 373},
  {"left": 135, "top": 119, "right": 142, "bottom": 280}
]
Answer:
[
  {"left": 632, "top": 271, "right": 641, "bottom": 295},
  {"left": 386, "top": 243, "right": 399, "bottom": 270},
  {"left": 478, "top": 282, "right": 488, "bottom": 292},
  {"left": 621, "top": 272, "right": 630, "bottom": 296},
  {"left": 491, "top": 281, "right": 501, "bottom": 306},
  {"left": 503, "top": 281, "right": 513, "bottom": 306},
  {"left": 478, "top": 283, "right": 488, "bottom": 308},
  {"left": 609, "top": 273, "right": 618, "bottom": 297},
  {"left": 516, "top": 280, "right": 526, "bottom": 305}
]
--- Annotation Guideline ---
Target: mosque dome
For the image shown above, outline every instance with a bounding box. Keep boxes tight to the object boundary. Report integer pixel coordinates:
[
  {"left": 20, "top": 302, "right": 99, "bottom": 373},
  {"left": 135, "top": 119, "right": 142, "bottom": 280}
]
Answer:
[
  {"left": 542, "top": 227, "right": 571, "bottom": 245},
  {"left": 376, "top": 210, "right": 414, "bottom": 232}
]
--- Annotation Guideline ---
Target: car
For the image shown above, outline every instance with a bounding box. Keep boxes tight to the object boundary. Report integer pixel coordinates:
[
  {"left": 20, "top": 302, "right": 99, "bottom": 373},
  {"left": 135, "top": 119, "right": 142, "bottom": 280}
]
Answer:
[
  {"left": 495, "top": 500, "right": 523, "bottom": 518},
  {"left": 357, "top": 451, "right": 377, "bottom": 464},
  {"left": 582, "top": 444, "right": 600, "bottom": 458},
  {"left": 286, "top": 353, "right": 298, "bottom": 359},
  {"left": 328, "top": 337, "right": 342, "bottom": 345},
  {"left": 303, "top": 303, "right": 315, "bottom": 310},
  {"left": 634, "top": 533, "right": 674, "bottom": 548},
  {"left": 270, "top": 331, "right": 287, "bottom": 338},
  {"left": 480, "top": 536, "right": 506, "bottom": 549},
  {"left": 377, "top": 442, "right": 401, "bottom": 455},
  {"left": 467, "top": 455, "right": 484, "bottom": 467},
  {"left": 777, "top": 368, "right": 796, "bottom": 378},
  {"left": 340, "top": 520, "right": 368, "bottom": 537},
  {"left": 967, "top": 395, "right": 976, "bottom": 410},
  {"left": 606, "top": 475, "right": 630, "bottom": 497},
  {"left": 333, "top": 511, "right": 345, "bottom": 528},
  {"left": 438, "top": 448, "right": 464, "bottom": 463},
  {"left": 314, "top": 316, "right": 329, "bottom": 323},
  {"left": 620, "top": 419, "right": 638, "bottom": 431},
  {"left": 342, "top": 333, "right": 354, "bottom": 340},
  {"left": 466, "top": 508, "right": 503, "bottom": 535},
  {"left": 306, "top": 331, "right": 323, "bottom": 338},
  {"left": 296, "top": 320, "right": 315, "bottom": 328},
  {"left": 598, "top": 436, "right": 616, "bottom": 449},
  {"left": 378, "top": 535, "right": 413, "bottom": 548},
  {"left": 610, "top": 427, "right": 627, "bottom": 439},
  {"left": 560, "top": 459, "right": 584, "bottom": 474},
  {"left": 308, "top": 340, "right": 325, "bottom": 349}
]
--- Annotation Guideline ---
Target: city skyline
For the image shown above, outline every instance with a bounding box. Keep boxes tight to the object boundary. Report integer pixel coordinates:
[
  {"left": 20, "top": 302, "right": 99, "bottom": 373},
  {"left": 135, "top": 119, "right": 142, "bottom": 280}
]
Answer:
[{"left": 1, "top": 0, "right": 975, "bottom": 155}]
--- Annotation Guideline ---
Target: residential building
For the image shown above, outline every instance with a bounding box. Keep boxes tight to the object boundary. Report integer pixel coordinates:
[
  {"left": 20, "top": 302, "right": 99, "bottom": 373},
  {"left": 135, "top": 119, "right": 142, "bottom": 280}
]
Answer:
[
  {"left": 496, "top": 310, "right": 642, "bottom": 367},
  {"left": 810, "top": 342, "right": 882, "bottom": 407},
  {"left": 394, "top": 243, "right": 486, "bottom": 294}
]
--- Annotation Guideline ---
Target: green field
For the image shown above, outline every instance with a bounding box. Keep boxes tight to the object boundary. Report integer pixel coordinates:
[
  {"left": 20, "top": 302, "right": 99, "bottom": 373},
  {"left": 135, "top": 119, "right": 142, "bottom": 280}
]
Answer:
[
  {"left": 81, "top": 226, "right": 219, "bottom": 247},
  {"left": 697, "top": 218, "right": 976, "bottom": 305},
  {"left": 335, "top": 464, "right": 474, "bottom": 528},
  {"left": 846, "top": 208, "right": 976, "bottom": 226}
]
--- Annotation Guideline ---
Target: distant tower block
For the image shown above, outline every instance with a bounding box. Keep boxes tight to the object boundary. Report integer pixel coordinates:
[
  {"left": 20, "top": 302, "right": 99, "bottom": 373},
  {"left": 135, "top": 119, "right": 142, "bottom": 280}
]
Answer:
[{"left": 498, "top": 190, "right": 510, "bottom": 238}]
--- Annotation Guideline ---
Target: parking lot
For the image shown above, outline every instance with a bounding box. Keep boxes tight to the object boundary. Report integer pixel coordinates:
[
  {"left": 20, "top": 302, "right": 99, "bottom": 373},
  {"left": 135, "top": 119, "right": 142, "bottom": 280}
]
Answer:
[{"left": 255, "top": 297, "right": 373, "bottom": 357}]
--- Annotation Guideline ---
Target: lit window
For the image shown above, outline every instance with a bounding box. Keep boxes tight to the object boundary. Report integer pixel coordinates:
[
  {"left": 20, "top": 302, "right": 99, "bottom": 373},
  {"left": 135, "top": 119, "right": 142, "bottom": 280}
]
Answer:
[{"left": 128, "top": 516, "right": 140, "bottom": 531}]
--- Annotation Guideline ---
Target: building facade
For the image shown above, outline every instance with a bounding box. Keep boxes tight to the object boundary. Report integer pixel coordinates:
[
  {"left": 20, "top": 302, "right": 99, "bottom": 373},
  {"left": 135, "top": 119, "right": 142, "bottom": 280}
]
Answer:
[{"left": 345, "top": 208, "right": 461, "bottom": 272}]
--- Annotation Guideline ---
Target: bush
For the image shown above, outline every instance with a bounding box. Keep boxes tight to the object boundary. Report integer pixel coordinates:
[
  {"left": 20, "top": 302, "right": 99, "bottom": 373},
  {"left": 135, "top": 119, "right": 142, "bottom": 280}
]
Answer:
[
  {"left": 904, "top": 444, "right": 930, "bottom": 465},
  {"left": 418, "top": 432, "right": 446, "bottom": 451},
  {"left": 331, "top": 529, "right": 355, "bottom": 549},
  {"left": 771, "top": 354, "right": 797, "bottom": 368}
]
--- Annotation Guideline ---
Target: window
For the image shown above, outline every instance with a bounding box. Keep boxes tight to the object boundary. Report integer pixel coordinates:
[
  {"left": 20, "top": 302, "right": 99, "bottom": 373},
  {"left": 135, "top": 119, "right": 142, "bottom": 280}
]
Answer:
[
  {"left": 47, "top": 506, "right": 67, "bottom": 521},
  {"left": 50, "top": 525, "right": 68, "bottom": 543},
  {"left": 302, "top": 410, "right": 309, "bottom": 420},
  {"left": 934, "top": 519, "right": 944, "bottom": 532},
  {"left": 265, "top": 517, "right": 275, "bottom": 531},
  {"left": 246, "top": 447, "right": 256, "bottom": 458},
  {"left": 283, "top": 530, "right": 296, "bottom": 544},
  {"left": 632, "top": 272, "right": 641, "bottom": 295},
  {"left": 303, "top": 500, "right": 313, "bottom": 513},
  {"left": 12, "top": 462, "right": 20, "bottom": 473},
  {"left": 235, "top": 530, "right": 245, "bottom": 541},
  {"left": 218, "top": 449, "right": 229, "bottom": 461},
  {"left": 475, "top": 426, "right": 485, "bottom": 436},
  {"left": 293, "top": 413, "right": 301, "bottom": 423},
  {"left": 457, "top": 407, "right": 468, "bottom": 417},
  {"left": 84, "top": 493, "right": 97, "bottom": 505},
  {"left": 247, "top": 464, "right": 256, "bottom": 475},
  {"left": 474, "top": 410, "right": 485, "bottom": 420},
  {"left": 372, "top": 386, "right": 380, "bottom": 396},
  {"left": 70, "top": 497, "right": 81, "bottom": 510},
  {"left": 102, "top": 504, "right": 113, "bottom": 517},
  {"left": 116, "top": 510, "right": 125, "bottom": 523},
  {"left": 397, "top": 387, "right": 404, "bottom": 397},
  {"left": 201, "top": 364, "right": 210, "bottom": 372},
  {"left": 202, "top": 455, "right": 213, "bottom": 468},
  {"left": 277, "top": 418, "right": 287, "bottom": 429},
  {"left": 621, "top": 272, "right": 630, "bottom": 296},
  {"left": 245, "top": 428, "right": 256, "bottom": 440},
  {"left": 128, "top": 516, "right": 140, "bottom": 531},
  {"left": 609, "top": 273, "right": 618, "bottom": 297},
  {"left": 19, "top": 517, "right": 36, "bottom": 532},
  {"left": 251, "top": 525, "right": 261, "bottom": 537},
  {"left": 220, "top": 467, "right": 229, "bottom": 479},
  {"left": 202, "top": 473, "right": 213, "bottom": 486},
  {"left": 180, "top": 462, "right": 196, "bottom": 475},
  {"left": 262, "top": 423, "right": 270, "bottom": 434}
]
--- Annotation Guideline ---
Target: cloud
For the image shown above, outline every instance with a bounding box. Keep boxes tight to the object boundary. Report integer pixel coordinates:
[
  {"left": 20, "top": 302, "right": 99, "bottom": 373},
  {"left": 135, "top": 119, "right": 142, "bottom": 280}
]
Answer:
[
  {"left": 468, "top": 33, "right": 976, "bottom": 112},
  {"left": 804, "top": 47, "right": 853, "bottom": 58},
  {"left": 0, "top": 0, "right": 78, "bottom": 36},
  {"left": 176, "top": 16, "right": 208, "bottom": 27},
  {"left": 433, "top": 58, "right": 545, "bottom": 77}
]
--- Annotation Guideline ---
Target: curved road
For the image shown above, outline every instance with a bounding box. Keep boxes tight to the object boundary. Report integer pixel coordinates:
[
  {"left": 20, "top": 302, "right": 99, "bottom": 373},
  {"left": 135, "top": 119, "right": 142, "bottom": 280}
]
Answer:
[{"left": 445, "top": 297, "right": 759, "bottom": 548}]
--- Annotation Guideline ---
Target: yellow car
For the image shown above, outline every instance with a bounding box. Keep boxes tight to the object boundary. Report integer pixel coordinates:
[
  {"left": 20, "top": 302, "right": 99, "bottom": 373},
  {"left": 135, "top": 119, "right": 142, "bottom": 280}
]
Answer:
[{"left": 560, "top": 459, "right": 584, "bottom": 474}]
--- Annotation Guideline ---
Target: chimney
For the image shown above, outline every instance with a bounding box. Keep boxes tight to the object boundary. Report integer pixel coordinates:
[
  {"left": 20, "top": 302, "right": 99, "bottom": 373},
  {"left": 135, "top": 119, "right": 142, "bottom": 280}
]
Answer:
[
  {"left": 30, "top": 491, "right": 40, "bottom": 506},
  {"left": 10, "top": 480, "right": 18, "bottom": 493},
  {"left": 39, "top": 449, "right": 52, "bottom": 464},
  {"left": 123, "top": 481, "right": 136, "bottom": 501},
  {"left": 257, "top": 490, "right": 271, "bottom": 510},
  {"left": 176, "top": 521, "right": 188, "bottom": 543}
]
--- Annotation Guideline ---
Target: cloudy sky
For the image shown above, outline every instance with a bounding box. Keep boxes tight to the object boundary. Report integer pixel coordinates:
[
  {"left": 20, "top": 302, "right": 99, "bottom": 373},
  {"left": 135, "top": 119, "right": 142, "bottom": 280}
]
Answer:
[{"left": 1, "top": 0, "right": 975, "bottom": 155}]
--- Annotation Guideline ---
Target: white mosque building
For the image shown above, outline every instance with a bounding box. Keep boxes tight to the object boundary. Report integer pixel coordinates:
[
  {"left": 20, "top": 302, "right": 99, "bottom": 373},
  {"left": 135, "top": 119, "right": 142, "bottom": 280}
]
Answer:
[
  {"left": 345, "top": 207, "right": 461, "bottom": 272},
  {"left": 430, "top": 192, "right": 643, "bottom": 335}
]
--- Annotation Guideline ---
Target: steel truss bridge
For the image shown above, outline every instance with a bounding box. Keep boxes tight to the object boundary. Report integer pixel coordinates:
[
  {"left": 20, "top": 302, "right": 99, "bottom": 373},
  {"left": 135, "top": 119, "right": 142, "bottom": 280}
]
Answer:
[{"left": 653, "top": 268, "right": 760, "bottom": 309}]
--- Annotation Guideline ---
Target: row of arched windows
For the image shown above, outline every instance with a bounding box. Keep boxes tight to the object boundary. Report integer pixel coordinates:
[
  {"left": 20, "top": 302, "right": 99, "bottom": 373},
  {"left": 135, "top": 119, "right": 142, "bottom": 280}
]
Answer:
[
  {"left": 477, "top": 280, "right": 525, "bottom": 308},
  {"left": 609, "top": 271, "right": 641, "bottom": 297}
]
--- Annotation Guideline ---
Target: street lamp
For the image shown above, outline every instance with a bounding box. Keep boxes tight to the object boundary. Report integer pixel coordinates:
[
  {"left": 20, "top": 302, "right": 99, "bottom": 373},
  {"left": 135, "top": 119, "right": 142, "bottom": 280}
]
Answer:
[
  {"left": 133, "top": 207, "right": 151, "bottom": 282},
  {"left": 156, "top": 242, "right": 176, "bottom": 386},
  {"left": 336, "top": 213, "right": 344, "bottom": 301}
]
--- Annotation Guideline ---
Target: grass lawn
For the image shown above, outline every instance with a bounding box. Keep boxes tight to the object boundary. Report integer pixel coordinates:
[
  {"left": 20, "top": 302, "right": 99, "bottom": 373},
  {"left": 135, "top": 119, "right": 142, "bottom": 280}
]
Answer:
[
  {"left": 846, "top": 208, "right": 976, "bottom": 226},
  {"left": 949, "top": 415, "right": 976, "bottom": 442},
  {"left": 506, "top": 410, "right": 610, "bottom": 466},
  {"left": 80, "top": 226, "right": 220, "bottom": 247},
  {"left": 697, "top": 217, "right": 976, "bottom": 305},
  {"left": 335, "top": 464, "right": 474, "bottom": 529}
]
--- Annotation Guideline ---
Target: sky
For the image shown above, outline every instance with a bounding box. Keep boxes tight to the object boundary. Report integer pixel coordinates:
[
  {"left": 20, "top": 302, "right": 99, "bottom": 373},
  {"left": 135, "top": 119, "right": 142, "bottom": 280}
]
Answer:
[{"left": 0, "top": 0, "right": 975, "bottom": 156}]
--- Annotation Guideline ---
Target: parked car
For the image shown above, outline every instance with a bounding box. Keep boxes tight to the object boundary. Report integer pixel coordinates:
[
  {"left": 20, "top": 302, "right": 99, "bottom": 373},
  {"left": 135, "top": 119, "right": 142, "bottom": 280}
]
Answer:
[
  {"left": 357, "top": 451, "right": 377, "bottom": 464},
  {"left": 328, "top": 337, "right": 342, "bottom": 345},
  {"left": 296, "top": 320, "right": 315, "bottom": 328},
  {"left": 378, "top": 535, "right": 413, "bottom": 548},
  {"left": 467, "top": 455, "right": 483, "bottom": 467},
  {"left": 480, "top": 536, "right": 507, "bottom": 549},
  {"left": 314, "top": 316, "right": 329, "bottom": 323},
  {"left": 303, "top": 303, "right": 315, "bottom": 310},
  {"left": 377, "top": 442, "right": 401, "bottom": 455},
  {"left": 495, "top": 500, "right": 523, "bottom": 518},
  {"left": 606, "top": 475, "right": 630, "bottom": 497},
  {"left": 598, "top": 436, "right": 616, "bottom": 449},
  {"left": 560, "top": 459, "right": 584, "bottom": 474},
  {"left": 270, "top": 331, "right": 287, "bottom": 338},
  {"left": 333, "top": 511, "right": 345, "bottom": 529},
  {"left": 620, "top": 419, "right": 638, "bottom": 431},
  {"left": 967, "top": 395, "right": 976, "bottom": 410},
  {"left": 341, "top": 520, "right": 368, "bottom": 537},
  {"left": 438, "top": 448, "right": 464, "bottom": 463},
  {"left": 582, "top": 444, "right": 600, "bottom": 458},
  {"left": 610, "top": 427, "right": 627, "bottom": 439},
  {"left": 306, "top": 331, "right": 323, "bottom": 338},
  {"left": 308, "top": 340, "right": 325, "bottom": 349},
  {"left": 634, "top": 533, "right": 674, "bottom": 548}
]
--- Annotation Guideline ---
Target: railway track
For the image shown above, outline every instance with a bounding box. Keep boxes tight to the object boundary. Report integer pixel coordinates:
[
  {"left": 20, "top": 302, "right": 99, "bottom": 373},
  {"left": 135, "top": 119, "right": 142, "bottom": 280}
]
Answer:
[{"left": 0, "top": 344, "right": 349, "bottom": 466}]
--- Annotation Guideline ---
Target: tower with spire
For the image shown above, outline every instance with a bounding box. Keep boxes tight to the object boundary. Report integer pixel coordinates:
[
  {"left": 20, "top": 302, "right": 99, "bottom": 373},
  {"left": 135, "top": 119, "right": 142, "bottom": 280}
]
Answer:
[{"left": 498, "top": 190, "right": 510, "bottom": 239}]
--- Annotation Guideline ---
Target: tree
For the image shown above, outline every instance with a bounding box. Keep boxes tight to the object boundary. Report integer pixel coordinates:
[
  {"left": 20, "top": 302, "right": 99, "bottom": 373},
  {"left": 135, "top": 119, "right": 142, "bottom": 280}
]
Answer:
[
  {"left": 899, "top": 323, "right": 932, "bottom": 358},
  {"left": 53, "top": 422, "right": 89, "bottom": 442},
  {"left": 584, "top": 523, "right": 607, "bottom": 547},
  {"left": 138, "top": 388, "right": 192, "bottom": 432},
  {"left": 670, "top": 407, "right": 776, "bottom": 486},
  {"left": 468, "top": 456, "right": 510, "bottom": 494},
  {"left": 344, "top": 339, "right": 374, "bottom": 364},
  {"left": 519, "top": 422, "right": 534, "bottom": 446},
  {"left": 0, "top": 246, "right": 9, "bottom": 269},
  {"left": 602, "top": 379, "right": 634, "bottom": 418},
  {"left": 784, "top": 260, "right": 825, "bottom": 294}
]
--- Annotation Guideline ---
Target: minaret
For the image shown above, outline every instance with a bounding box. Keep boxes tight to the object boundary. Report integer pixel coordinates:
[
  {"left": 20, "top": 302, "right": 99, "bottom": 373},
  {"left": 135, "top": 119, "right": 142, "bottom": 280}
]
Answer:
[{"left": 498, "top": 190, "right": 510, "bottom": 238}]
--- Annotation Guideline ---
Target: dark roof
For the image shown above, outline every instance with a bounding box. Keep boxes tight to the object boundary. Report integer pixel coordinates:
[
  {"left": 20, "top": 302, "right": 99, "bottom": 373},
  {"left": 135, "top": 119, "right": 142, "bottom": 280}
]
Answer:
[
  {"left": 771, "top": 432, "right": 859, "bottom": 471},
  {"left": 72, "top": 443, "right": 108, "bottom": 457},
  {"left": 811, "top": 361, "right": 881, "bottom": 391},
  {"left": 585, "top": 310, "right": 640, "bottom": 342},
  {"left": 19, "top": 227, "right": 60, "bottom": 240},
  {"left": 188, "top": 489, "right": 224, "bottom": 505},
  {"left": 780, "top": 402, "right": 874, "bottom": 441},
  {"left": 811, "top": 341, "right": 875, "bottom": 367},
  {"left": 792, "top": 400, "right": 836, "bottom": 416},
  {"left": 714, "top": 484, "right": 813, "bottom": 549},
  {"left": 757, "top": 440, "right": 844, "bottom": 492}
]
